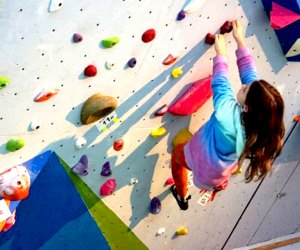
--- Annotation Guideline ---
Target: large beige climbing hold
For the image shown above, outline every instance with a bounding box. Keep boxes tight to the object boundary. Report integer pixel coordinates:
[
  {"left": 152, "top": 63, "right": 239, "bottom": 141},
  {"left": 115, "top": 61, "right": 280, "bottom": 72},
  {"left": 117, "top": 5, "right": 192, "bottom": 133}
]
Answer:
[
  {"left": 80, "top": 93, "right": 118, "bottom": 125},
  {"left": 172, "top": 128, "right": 193, "bottom": 147}
]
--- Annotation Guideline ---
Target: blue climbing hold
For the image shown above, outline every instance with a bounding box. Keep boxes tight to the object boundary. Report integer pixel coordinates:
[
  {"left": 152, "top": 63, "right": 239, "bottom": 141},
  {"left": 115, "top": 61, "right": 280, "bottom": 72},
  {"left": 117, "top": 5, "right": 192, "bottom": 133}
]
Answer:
[
  {"left": 71, "top": 154, "right": 88, "bottom": 176},
  {"left": 150, "top": 197, "right": 161, "bottom": 214},
  {"left": 101, "top": 161, "right": 112, "bottom": 177},
  {"left": 127, "top": 58, "right": 137, "bottom": 68}
]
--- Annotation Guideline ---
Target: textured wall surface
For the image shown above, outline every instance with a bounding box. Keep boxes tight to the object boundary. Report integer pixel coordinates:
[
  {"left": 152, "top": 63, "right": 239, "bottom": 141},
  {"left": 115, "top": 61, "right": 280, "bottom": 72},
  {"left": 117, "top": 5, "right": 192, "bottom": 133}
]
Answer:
[{"left": 0, "top": 0, "right": 299, "bottom": 249}]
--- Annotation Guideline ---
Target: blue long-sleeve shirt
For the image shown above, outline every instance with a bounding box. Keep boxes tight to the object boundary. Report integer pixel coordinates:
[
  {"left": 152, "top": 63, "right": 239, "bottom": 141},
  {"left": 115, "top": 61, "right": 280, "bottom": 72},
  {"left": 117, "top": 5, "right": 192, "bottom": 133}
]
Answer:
[{"left": 183, "top": 47, "right": 258, "bottom": 189}]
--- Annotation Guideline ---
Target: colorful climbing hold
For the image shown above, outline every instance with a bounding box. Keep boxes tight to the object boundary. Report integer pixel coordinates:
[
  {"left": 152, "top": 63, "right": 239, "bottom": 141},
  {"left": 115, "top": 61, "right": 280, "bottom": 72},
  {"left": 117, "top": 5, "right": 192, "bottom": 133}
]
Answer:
[
  {"left": 205, "top": 33, "right": 215, "bottom": 45},
  {"left": 105, "top": 61, "right": 114, "bottom": 70},
  {"left": 220, "top": 21, "right": 233, "bottom": 34},
  {"left": 177, "top": 10, "right": 186, "bottom": 21},
  {"left": 101, "top": 161, "right": 112, "bottom": 177},
  {"left": 150, "top": 197, "right": 161, "bottom": 214},
  {"left": 130, "top": 177, "right": 139, "bottom": 185},
  {"left": 0, "top": 76, "right": 9, "bottom": 90},
  {"left": 48, "top": 0, "right": 63, "bottom": 12},
  {"left": 163, "top": 54, "right": 178, "bottom": 65},
  {"left": 80, "top": 93, "right": 118, "bottom": 125},
  {"left": 142, "top": 29, "right": 156, "bottom": 43},
  {"left": 30, "top": 120, "right": 42, "bottom": 131},
  {"left": 113, "top": 139, "right": 124, "bottom": 151},
  {"left": 183, "top": 0, "right": 206, "bottom": 14},
  {"left": 100, "top": 178, "right": 116, "bottom": 195},
  {"left": 294, "top": 115, "right": 300, "bottom": 122},
  {"left": 6, "top": 138, "right": 25, "bottom": 152},
  {"left": 84, "top": 65, "right": 97, "bottom": 77},
  {"left": 101, "top": 37, "right": 120, "bottom": 48},
  {"left": 165, "top": 177, "right": 175, "bottom": 186},
  {"left": 172, "top": 128, "right": 193, "bottom": 147},
  {"left": 127, "top": 57, "right": 137, "bottom": 68},
  {"left": 71, "top": 155, "right": 88, "bottom": 176},
  {"left": 168, "top": 76, "right": 212, "bottom": 116},
  {"left": 171, "top": 68, "right": 183, "bottom": 78},
  {"left": 150, "top": 127, "right": 166, "bottom": 138},
  {"left": 75, "top": 137, "right": 87, "bottom": 149},
  {"left": 156, "top": 228, "right": 166, "bottom": 236},
  {"left": 73, "top": 33, "right": 83, "bottom": 43},
  {"left": 34, "top": 88, "right": 59, "bottom": 102},
  {"left": 154, "top": 104, "right": 168, "bottom": 116},
  {"left": 176, "top": 226, "right": 188, "bottom": 235}
]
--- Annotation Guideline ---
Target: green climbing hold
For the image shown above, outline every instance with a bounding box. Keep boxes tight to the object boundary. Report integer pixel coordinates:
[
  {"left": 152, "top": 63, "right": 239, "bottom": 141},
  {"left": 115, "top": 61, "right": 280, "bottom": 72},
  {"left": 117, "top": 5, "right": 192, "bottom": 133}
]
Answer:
[
  {"left": 0, "top": 76, "right": 10, "bottom": 90},
  {"left": 101, "top": 37, "right": 120, "bottom": 48},
  {"left": 6, "top": 138, "right": 25, "bottom": 152}
]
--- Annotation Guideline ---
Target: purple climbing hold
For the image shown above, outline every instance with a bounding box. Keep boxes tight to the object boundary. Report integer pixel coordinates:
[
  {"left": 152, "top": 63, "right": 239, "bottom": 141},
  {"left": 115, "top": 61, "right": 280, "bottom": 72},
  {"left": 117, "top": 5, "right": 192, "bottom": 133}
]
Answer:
[
  {"left": 177, "top": 10, "right": 186, "bottom": 21},
  {"left": 150, "top": 197, "right": 161, "bottom": 214},
  {"left": 71, "top": 154, "right": 88, "bottom": 176},
  {"left": 101, "top": 161, "right": 112, "bottom": 177},
  {"left": 100, "top": 178, "right": 116, "bottom": 196},
  {"left": 73, "top": 33, "right": 83, "bottom": 43},
  {"left": 127, "top": 58, "right": 137, "bottom": 68}
]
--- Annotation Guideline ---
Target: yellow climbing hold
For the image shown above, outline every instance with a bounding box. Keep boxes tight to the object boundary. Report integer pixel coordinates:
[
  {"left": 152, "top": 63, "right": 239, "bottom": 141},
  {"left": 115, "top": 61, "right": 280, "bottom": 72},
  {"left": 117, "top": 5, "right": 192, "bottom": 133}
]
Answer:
[
  {"left": 171, "top": 68, "right": 183, "bottom": 78},
  {"left": 176, "top": 226, "right": 188, "bottom": 235},
  {"left": 172, "top": 128, "right": 193, "bottom": 147},
  {"left": 151, "top": 127, "right": 166, "bottom": 138},
  {"left": 232, "top": 166, "right": 242, "bottom": 175}
]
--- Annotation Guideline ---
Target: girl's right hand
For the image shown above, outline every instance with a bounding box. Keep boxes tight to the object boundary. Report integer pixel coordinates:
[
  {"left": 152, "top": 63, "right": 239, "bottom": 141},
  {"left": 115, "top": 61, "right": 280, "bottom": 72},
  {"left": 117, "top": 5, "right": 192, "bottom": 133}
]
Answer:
[{"left": 232, "top": 20, "right": 246, "bottom": 48}]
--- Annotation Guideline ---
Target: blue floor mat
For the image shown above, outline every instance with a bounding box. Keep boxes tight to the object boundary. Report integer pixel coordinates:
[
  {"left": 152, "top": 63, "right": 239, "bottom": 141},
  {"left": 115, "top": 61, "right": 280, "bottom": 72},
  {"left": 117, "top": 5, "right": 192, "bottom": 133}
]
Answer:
[{"left": 0, "top": 151, "right": 110, "bottom": 250}]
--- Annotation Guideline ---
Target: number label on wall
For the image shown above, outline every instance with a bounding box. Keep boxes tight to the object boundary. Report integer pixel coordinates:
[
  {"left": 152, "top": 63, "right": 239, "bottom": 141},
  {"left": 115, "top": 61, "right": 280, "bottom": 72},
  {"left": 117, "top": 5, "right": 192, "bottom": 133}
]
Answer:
[{"left": 96, "top": 111, "right": 119, "bottom": 132}]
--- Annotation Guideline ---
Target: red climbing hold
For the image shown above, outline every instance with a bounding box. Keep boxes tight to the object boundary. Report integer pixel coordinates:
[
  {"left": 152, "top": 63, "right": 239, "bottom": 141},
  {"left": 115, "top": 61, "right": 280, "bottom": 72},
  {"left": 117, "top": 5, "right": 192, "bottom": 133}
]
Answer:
[
  {"left": 34, "top": 88, "right": 59, "bottom": 102},
  {"left": 154, "top": 104, "right": 168, "bottom": 116},
  {"left": 84, "top": 65, "right": 97, "bottom": 77},
  {"left": 142, "top": 29, "right": 156, "bottom": 43},
  {"left": 162, "top": 54, "right": 178, "bottom": 65},
  {"left": 205, "top": 33, "right": 215, "bottom": 45},
  {"left": 220, "top": 21, "right": 233, "bottom": 34},
  {"left": 113, "top": 139, "right": 124, "bottom": 151},
  {"left": 165, "top": 177, "right": 175, "bottom": 186},
  {"left": 168, "top": 76, "right": 212, "bottom": 116},
  {"left": 100, "top": 178, "right": 116, "bottom": 196}
]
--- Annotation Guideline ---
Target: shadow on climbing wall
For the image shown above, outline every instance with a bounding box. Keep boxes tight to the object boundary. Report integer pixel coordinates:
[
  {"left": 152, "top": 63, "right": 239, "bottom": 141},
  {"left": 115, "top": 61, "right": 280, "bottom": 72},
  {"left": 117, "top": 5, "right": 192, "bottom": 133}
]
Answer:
[
  {"left": 38, "top": 37, "right": 209, "bottom": 230},
  {"left": 239, "top": 0, "right": 287, "bottom": 73},
  {"left": 0, "top": 151, "right": 109, "bottom": 250}
]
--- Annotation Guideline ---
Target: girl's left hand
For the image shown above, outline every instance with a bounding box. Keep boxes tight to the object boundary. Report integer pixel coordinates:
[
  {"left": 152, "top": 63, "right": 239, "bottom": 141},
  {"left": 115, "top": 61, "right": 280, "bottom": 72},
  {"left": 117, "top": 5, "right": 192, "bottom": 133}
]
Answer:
[{"left": 214, "top": 34, "right": 227, "bottom": 56}]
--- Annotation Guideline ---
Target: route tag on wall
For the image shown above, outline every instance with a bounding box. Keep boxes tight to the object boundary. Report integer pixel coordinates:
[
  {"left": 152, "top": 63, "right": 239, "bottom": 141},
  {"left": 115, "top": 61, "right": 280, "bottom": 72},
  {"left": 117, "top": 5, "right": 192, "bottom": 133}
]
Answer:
[
  {"left": 96, "top": 111, "right": 119, "bottom": 132},
  {"left": 197, "top": 192, "right": 211, "bottom": 206},
  {"left": 0, "top": 199, "right": 12, "bottom": 222}
]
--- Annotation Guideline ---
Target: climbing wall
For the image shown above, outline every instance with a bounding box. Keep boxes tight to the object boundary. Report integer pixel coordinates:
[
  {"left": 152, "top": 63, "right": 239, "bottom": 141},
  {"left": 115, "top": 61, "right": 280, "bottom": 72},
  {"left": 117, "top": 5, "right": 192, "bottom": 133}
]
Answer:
[{"left": 0, "top": 0, "right": 299, "bottom": 249}]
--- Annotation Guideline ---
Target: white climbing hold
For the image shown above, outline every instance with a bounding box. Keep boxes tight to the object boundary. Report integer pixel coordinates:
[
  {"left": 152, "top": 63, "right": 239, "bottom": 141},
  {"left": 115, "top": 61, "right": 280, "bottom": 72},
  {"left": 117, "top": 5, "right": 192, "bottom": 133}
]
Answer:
[
  {"left": 130, "top": 177, "right": 138, "bottom": 185},
  {"left": 156, "top": 228, "right": 166, "bottom": 236},
  {"left": 30, "top": 120, "right": 42, "bottom": 131},
  {"left": 49, "top": 0, "right": 63, "bottom": 12},
  {"left": 75, "top": 137, "right": 87, "bottom": 149},
  {"left": 105, "top": 61, "right": 114, "bottom": 70},
  {"left": 286, "top": 38, "right": 300, "bottom": 58},
  {"left": 183, "top": 0, "right": 206, "bottom": 14}
]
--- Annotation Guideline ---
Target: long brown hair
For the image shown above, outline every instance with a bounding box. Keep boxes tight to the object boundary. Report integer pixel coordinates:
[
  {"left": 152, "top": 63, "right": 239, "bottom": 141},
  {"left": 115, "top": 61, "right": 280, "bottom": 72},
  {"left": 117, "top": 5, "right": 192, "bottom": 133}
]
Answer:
[{"left": 239, "top": 80, "right": 285, "bottom": 182}]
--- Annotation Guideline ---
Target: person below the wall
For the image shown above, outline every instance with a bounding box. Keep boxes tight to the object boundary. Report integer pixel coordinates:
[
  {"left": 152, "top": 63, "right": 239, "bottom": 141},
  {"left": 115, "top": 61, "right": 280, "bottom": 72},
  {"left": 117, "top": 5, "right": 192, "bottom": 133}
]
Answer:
[{"left": 170, "top": 19, "right": 285, "bottom": 210}]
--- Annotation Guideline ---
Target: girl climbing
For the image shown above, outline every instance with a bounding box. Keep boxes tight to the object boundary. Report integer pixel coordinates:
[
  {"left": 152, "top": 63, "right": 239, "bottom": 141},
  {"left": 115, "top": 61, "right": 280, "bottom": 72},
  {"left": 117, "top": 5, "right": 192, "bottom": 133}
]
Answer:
[{"left": 170, "top": 20, "right": 285, "bottom": 210}]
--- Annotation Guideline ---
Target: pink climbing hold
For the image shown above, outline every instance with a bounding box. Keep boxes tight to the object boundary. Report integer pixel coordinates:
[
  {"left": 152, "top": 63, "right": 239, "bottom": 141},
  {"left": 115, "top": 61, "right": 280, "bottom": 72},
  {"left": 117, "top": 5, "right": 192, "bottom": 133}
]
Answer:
[
  {"left": 142, "top": 29, "right": 156, "bottom": 43},
  {"left": 270, "top": 2, "right": 300, "bottom": 30},
  {"left": 100, "top": 178, "right": 116, "bottom": 196},
  {"left": 165, "top": 177, "right": 175, "bottom": 186},
  {"left": 84, "top": 65, "right": 97, "bottom": 77},
  {"left": 154, "top": 104, "right": 168, "bottom": 116},
  {"left": 168, "top": 76, "right": 212, "bottom": 116}
]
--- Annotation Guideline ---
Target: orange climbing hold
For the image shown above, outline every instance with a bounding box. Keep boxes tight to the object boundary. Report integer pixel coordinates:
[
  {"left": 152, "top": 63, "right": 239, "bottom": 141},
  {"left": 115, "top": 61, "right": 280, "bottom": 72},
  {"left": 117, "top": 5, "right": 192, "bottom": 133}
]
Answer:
[
  {"left": 163, "top": 54, "right": 178, "bottom": 65},
  {"left": 34, "top": 88, "right": 59, "bottom": 102},
  {"left": 293, "top": 115, "right": 300, "bottom": 122}
]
